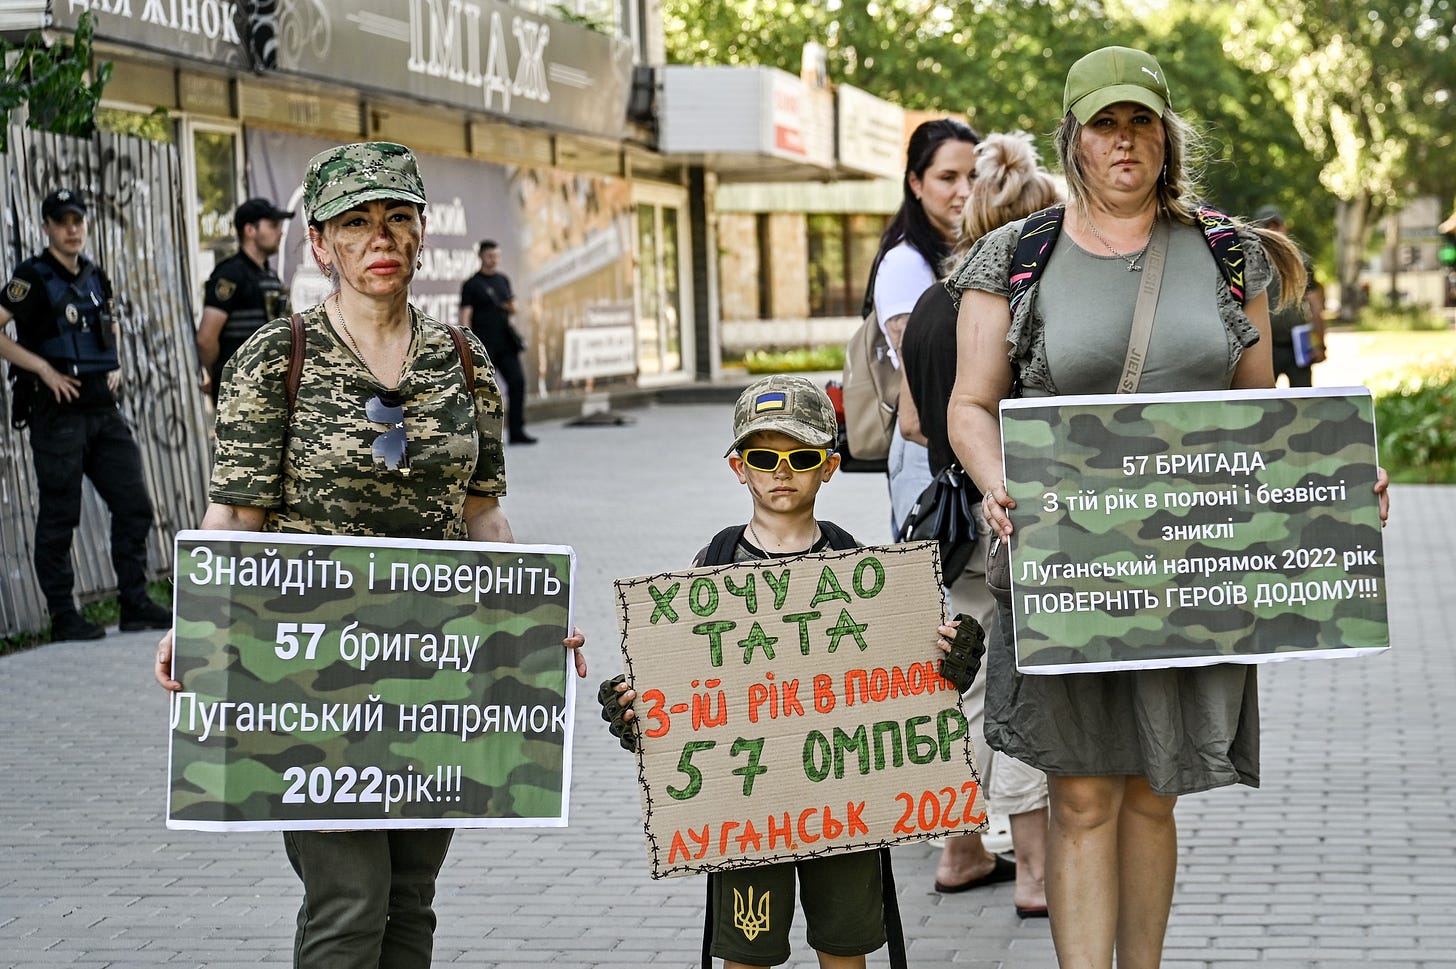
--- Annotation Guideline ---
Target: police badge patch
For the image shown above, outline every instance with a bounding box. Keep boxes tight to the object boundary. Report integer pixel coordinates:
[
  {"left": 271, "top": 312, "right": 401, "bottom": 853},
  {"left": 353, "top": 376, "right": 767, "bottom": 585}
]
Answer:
[
  {"left": 5, "top": 277, "right": 31, "bottom": 302},
  {"left": 214, "top": 278, "right": 237, "bottom": 301}
]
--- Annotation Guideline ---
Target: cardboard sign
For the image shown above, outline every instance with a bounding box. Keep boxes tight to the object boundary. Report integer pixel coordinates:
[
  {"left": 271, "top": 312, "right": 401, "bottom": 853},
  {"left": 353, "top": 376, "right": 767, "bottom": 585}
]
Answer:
[
  {"left": 1000, "top": 388, "right": 1389, "bottom": 673},
  {"left": 615, "top": 541, "right": 984, "bottom": 879},
  {"left": 166, "top": 531, "right": 577, "bottom": 831}
]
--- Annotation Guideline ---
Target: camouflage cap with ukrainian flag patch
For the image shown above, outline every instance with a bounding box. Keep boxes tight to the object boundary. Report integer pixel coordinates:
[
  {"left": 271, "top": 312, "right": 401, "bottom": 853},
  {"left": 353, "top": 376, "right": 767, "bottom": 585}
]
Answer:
[
  {"left": 725, "top": 374, "right": 838, "bottom": 456},
  {"left": 303, "top": 142, "right": 427, "bottom": 223}
]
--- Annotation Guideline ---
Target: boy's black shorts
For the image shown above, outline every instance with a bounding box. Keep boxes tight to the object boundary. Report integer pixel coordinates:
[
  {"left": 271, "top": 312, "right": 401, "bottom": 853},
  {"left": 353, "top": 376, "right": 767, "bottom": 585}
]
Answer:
[{"left": 708, "top": 849, "right": 885, "bottom": 966}]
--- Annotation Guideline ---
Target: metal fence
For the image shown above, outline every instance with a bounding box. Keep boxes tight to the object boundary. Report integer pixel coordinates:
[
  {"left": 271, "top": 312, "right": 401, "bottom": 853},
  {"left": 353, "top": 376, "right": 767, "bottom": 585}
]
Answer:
[{"left": 1, "top": 125, "right": 212, "bottom": 636}]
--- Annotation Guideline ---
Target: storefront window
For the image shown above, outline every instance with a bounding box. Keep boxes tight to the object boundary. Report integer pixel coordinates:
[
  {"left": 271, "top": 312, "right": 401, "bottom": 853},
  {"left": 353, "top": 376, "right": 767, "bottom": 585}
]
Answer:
[
  {"left": 807, "top": 213, "right": 846, "bottom": 317},
  {"left": 191, "top": 128, "right": 239, "bottom": 279},
  {"left": 96, "top": 107, "right": 173, "bottom": 142},
  {"left": 807, "top": 213, "right": 883, "bottom": 317}
]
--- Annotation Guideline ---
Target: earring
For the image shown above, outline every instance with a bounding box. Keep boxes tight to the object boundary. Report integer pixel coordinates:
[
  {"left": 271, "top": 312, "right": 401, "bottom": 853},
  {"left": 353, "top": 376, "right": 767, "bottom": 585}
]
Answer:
[
  {"left": 416, "top": 256, "right": 423, "bottom": 270},
  {"left": 322, "top": 264, "right": 333, "bottom": 279}
]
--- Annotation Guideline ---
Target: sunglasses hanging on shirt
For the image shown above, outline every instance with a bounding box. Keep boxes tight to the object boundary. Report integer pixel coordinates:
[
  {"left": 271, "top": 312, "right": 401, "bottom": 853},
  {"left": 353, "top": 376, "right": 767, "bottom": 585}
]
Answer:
[{"left": 365, "top": 389, "right": 409, "bottom": 473}]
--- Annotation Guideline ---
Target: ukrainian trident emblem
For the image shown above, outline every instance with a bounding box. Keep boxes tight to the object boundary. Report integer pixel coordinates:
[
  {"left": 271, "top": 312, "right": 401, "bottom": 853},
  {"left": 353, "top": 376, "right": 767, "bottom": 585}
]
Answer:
[{"left": 733, "top": 886, "right": 771, "bottom": 941}]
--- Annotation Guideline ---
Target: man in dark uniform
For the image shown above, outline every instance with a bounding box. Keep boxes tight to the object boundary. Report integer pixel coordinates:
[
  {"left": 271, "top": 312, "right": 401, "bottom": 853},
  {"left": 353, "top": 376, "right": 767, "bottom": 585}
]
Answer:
[
  {"left": 197, "top": 197, "right": 293, "bottom": 402},
  {"left": 460, "top": 239, "right": 534, "bottom": 443},
  {"left": 0, "top": 189, "right": 171, "bottom": 640},
  {"left": 1256, "top": 205, "right": 1326, "bottom": 387}
]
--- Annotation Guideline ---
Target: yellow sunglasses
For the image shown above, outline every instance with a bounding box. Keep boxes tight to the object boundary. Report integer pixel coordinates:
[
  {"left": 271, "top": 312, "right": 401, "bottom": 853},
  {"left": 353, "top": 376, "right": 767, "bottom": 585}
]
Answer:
[{"left": 738, "top": 447, "right": 830, "bottom": 473}]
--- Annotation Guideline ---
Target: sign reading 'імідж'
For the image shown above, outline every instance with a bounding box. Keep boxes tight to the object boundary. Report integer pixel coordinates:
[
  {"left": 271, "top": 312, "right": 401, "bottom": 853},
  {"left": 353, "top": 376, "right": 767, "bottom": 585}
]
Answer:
[
  {"left": 615, "top": 542, "right": 984, "bottom": 879},
  {"left": 1000, "top": 388, "right": 1389, "bottom": 674},
  {"left": 167, "top": 532, "right": 577, "bottom": 832}
]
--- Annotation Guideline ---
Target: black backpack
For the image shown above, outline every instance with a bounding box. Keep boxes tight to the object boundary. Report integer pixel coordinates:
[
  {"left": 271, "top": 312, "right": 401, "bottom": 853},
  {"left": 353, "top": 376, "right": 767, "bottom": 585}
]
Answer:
[
  {"left": 1008, "top": 203, "right": 1250, "bottom": 315},
  {"left": 697, "top": 519, "right": 906, "bottom": 969},
  {"left": 700, "top": 520, "right": 858, "bottom": 565}
]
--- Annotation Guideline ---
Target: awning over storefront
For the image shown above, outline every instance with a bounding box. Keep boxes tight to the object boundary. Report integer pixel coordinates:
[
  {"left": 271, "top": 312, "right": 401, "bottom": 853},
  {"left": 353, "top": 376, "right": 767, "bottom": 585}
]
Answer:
[
  {"left": 42, "top": 1, "right": 634, "bottom": 141},
  {"left": 657, "top": 65, "right": 905, "bottom": 183},
  {"left": 658, "top": 64, "right": 836, "bottom": 182}
]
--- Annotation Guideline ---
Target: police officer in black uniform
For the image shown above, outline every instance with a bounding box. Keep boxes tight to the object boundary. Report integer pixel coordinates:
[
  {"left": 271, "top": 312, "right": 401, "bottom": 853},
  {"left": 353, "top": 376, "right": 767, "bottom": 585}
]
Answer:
[
  {"left": 197, "top": 197, "right": 293, "bottom": 403},
  {"left": 0, "top": 189, "right": 171, "bottom": 641}
]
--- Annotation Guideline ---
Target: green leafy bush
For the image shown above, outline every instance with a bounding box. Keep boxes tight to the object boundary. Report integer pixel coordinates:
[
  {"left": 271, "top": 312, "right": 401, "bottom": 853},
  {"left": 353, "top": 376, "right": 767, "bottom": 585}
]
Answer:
[
  {"left": 0, "top": 12, "right": 112, "bottom": 153},
  {"left": 1374, "top": 366, "right": 1456, "bottom": 482},
  {"left": 741, "top": 346, "right": 846, "bottom": 374}
]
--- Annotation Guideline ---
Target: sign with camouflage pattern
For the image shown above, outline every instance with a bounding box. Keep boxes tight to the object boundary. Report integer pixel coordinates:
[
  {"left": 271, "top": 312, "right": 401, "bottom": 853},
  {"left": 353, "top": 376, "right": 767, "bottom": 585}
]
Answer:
[
  {"left": 1000, "top": 388, "right": 1389, "bottom": 673},
  {"left": 167, "top": 531, "right": 576, "bottom": 831},
  {"left": 615, "top": 542, "right": 985, "bottom": 879}
]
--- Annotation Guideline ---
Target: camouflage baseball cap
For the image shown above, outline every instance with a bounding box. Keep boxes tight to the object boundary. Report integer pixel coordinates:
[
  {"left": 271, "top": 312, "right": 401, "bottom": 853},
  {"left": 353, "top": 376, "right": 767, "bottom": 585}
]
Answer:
[
  {"left": 303, "top": 142, "right": 427, "bottom": 223},
  {"left": 725, "top": 374, "right": 838, "bottom": 457}
]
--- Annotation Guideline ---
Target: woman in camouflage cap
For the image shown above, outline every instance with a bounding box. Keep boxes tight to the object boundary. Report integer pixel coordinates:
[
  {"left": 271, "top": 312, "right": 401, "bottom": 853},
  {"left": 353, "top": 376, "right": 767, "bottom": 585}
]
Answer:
[{"left": 155, "top": 142, "right": 586, "bottom": 968}]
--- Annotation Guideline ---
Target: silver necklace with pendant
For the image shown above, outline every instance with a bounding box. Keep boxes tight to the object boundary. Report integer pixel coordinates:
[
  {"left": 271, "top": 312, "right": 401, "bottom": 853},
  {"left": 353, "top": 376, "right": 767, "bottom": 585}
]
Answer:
[{"left": 1084, "top": 212, "right": 1155, "bottom": 271}]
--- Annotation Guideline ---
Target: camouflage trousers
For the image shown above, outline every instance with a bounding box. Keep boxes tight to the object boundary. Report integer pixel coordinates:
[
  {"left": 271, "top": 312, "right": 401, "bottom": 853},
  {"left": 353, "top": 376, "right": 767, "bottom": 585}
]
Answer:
[{"left": 283, "top": 829, "right": 453, "bottom": 969}]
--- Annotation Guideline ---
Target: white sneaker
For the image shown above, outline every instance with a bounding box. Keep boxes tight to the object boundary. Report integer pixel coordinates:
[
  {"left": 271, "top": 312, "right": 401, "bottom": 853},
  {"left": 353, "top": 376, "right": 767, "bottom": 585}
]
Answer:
[{"left": 983, "top": 810, "right": 1013, "bottom": 855}]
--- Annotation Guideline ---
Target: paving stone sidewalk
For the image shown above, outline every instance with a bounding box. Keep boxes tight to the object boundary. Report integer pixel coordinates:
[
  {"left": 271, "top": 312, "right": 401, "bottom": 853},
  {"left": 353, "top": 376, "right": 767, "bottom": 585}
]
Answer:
[{"left": 2, "top": 400, "right": 1451, "bottom": 968}]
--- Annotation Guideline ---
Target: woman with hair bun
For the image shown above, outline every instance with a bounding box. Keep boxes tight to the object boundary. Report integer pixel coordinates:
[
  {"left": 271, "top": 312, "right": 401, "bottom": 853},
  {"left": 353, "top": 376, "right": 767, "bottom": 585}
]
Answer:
[{"left": 899, "top": 132, "right": 1059, "bottom": 913}]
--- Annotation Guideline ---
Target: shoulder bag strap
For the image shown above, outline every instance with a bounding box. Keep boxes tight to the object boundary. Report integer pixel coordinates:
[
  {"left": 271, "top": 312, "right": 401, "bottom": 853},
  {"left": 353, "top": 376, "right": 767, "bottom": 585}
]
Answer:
[
  {"left": 285, "top": 313, "right": 305, "bottom": 414},
  {"left": 861, "top": 245, "right": 890, "bottom": 318},
  {"left": 1117, "top": 219, "right": 1169, "bottom": 395},
  {"left": 444, "top": 320, "right": 475, "bottom": 391}
]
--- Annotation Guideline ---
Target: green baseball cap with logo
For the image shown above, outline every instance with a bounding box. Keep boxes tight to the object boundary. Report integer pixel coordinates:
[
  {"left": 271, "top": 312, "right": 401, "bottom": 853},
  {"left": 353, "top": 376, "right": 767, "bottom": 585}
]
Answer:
[
  {"left": 303, "top": 142, "right": 427, "bottom": 223},
  {"left": 726, "top": 374, "right": 839, "bottom": 457},
  {"left": 1063, "top": 46, "right": 1172, "bottom": 123}
]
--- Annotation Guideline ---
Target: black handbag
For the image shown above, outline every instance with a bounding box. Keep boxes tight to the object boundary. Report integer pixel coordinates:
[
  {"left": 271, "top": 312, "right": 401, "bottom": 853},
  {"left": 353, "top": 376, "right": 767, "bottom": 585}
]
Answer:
[{"left": 898, "top": 463, "right": 979, "bottom": 586}]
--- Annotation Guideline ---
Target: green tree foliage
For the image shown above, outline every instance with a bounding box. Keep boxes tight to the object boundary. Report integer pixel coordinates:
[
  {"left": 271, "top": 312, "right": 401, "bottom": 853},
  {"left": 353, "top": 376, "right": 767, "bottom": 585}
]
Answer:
[
  {"left": 664, "top": 0, "right": 1454, "bottom": 307},
  {"left": 1130, "top": 6, "right": 1333, "bottom": 261},
  {"left": 0, "top": 12, "right": 112, "bottom": 153},
  {"left": 664, "top": 1, "right": 1121, "bottom": 132},
  {"left": 1225, "top": 0, "right": 1456, "bottom": 317}
]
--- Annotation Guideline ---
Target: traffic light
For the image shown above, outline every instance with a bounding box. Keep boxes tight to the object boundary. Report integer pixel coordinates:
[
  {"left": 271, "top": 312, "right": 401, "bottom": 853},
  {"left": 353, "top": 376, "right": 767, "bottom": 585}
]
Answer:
[{"left": 1440, "top": 232, "right": 1456, "bottom": 267}]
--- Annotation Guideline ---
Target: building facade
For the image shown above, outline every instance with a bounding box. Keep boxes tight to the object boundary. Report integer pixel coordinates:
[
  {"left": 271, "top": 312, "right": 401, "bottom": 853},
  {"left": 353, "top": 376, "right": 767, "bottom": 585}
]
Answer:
[{"left": 0, "top": 5, "right": 909, "bottom": 633}]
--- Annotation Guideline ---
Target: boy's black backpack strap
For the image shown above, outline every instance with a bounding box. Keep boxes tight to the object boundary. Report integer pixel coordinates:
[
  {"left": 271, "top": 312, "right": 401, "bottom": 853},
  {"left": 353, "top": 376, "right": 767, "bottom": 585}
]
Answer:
[
  {"left": 881, "top": 847, "right": 908, "bottom": 969},
  {"left": 816, "top": 520, "right": 858, "bottom": 551},
  {"left": 1194, "top": 204, "right": 1248, "bottom": 305},
  {"left": 704, "top": 522, "right": 854, "bottom": 565},
  {"left": 701, "top": 874, "right": 715, "bottom": 969},
  {"left": 1007, "top": 204, "right": 1066, "bottom": 316},
  {"left": 702, "top": 525, "right": 748, "bottom": 567}
]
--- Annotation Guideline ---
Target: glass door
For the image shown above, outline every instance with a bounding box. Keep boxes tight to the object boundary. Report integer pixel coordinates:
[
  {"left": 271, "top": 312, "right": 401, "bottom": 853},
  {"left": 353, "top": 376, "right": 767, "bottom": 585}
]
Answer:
[
  {"left": 181, "top": 120, "right": 243, "bottom": 299},
  {"left": 633, "top": 185, "right": 692, "bottom": 382}
]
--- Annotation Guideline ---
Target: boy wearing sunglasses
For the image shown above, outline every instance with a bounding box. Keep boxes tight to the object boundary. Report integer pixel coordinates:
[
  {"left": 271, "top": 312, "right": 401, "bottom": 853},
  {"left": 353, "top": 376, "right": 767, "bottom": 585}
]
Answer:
[{"left": 603, "top": 374, "right": 924, "bottom": 969}]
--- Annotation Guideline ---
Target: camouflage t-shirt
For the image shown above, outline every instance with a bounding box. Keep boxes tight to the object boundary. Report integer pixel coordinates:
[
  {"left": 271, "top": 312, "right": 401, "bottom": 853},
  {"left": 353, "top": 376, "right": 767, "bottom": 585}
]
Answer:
[{"left": 210, "top": 302, "right": 506, "bottom": 539}]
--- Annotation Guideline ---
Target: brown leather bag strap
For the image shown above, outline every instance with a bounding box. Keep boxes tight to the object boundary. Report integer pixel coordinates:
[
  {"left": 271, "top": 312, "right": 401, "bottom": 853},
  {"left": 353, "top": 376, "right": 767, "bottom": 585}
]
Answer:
[
  {"left": 444, "top": 320, "right": 475, "bottom": 401},
  {"left": 285, "top": 313, "right": 306, "bottom": 414}
]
